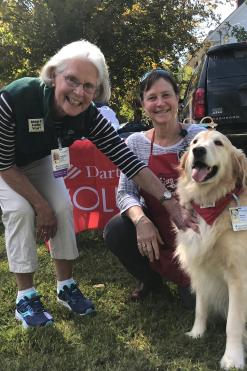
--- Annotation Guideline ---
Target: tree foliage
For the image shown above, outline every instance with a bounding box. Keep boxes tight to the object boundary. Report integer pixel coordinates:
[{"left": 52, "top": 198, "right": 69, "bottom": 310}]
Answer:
[
  {"left": 0, "top": 0, "right": 232, "bottom": 119},
  {"left": 0, "top": 0, "right": 57, "bottom": 82},
  {"left": 231, "top": 24, "right": 247, "bottom": 42}
]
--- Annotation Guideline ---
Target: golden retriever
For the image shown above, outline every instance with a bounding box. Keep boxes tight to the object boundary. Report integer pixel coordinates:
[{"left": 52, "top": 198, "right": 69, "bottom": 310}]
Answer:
[{"left": 175, "top": 130, "right": 247, "bottom": 370}]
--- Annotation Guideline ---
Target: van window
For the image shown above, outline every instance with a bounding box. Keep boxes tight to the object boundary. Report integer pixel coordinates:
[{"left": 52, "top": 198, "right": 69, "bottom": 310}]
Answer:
[{"left": 208, "top": 49, "right": 247, "bottom": 79}]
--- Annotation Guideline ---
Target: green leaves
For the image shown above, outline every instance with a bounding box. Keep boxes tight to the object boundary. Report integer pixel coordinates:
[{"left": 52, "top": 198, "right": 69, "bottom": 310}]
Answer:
[
  {"left": 0, "top": 0, "right": 57, "bottom": 84},
  {"left": 0, "top": 0, "right": 228, "bottom": 119}
]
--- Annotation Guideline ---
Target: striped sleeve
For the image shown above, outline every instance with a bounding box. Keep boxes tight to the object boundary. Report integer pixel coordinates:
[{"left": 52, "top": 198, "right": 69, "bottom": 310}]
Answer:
[
  {"left": 0, "top": 93, "right": 16, "bottom": 170},
  {"left": 87, "top": 110, "right": 147, "bottom": 179}
]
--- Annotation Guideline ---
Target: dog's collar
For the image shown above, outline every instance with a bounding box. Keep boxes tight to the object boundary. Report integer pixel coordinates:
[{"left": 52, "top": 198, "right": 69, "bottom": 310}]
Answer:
[{"left": 191, "top": 187, "right": 243, "bottom": 225}]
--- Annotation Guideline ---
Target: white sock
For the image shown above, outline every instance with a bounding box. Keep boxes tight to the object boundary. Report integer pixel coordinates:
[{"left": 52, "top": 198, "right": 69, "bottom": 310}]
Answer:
[
  {"left": 16, "top": 287, "right": 37, "bottom": 304},
  {"left": 57, "top": 278, "right": 75, "bottom": 294}
]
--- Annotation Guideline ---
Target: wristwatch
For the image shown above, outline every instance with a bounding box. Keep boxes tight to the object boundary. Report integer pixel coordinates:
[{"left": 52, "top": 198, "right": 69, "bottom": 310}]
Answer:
[{"left": 159, "top": 190, "right": 172, "bottom": 204}]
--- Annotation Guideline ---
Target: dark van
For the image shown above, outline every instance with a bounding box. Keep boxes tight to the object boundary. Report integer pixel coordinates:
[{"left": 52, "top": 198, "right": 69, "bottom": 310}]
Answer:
[{"left": 181, "top": 42, "right": 247, "bottom": 149}]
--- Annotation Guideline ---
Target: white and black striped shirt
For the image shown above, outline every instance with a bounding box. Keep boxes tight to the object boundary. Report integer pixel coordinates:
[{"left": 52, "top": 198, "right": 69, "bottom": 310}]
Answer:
[
  {"left": 0, "top": 92, "right": 146, "bottom": 178},
  {"left": 0, "top": 93, "right": 15, "bottom": 170}
]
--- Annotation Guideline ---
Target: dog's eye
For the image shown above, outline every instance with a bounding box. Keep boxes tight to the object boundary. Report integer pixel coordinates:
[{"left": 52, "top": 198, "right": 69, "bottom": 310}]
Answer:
[
  {"left": 192, "top": 139, "right": 198, "bottom": 144},
  {"left": 214, "top": 140, "right": 223, "bottom": 146}
]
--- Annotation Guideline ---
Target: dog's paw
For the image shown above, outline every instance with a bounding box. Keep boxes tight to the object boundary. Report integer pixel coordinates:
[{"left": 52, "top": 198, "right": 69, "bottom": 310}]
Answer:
[
  {"left": 220, "top": 352, "right": 245, "bottom": 370},
  {"left": 185, "top": 329, "right": 204, "bottom": 339},
  {"left": 186, "top": 322, "right": 206, "bottom": 338}
]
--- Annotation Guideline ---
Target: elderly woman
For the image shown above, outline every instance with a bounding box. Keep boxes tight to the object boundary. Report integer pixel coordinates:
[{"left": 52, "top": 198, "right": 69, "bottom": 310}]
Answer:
[
  {"left": 0, "top": 41, "right": 195, "bottom": 328},
  {"left": 104, "top": 69, "right": 205, "bottom": 308}
]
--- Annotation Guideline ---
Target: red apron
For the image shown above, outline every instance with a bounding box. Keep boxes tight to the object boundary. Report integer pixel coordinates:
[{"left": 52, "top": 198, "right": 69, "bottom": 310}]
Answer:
[{"left": 140, "top": 131, "right": 190, "bottom": 287}]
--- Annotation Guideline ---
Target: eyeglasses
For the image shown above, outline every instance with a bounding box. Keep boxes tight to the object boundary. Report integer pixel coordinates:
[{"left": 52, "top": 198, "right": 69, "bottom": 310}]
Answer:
[
  {"left": 140, "top": 68, "right": 171, "bottom": 83},
  {"left": 63, "top": 75, "right": 97, "bottom": 95}
]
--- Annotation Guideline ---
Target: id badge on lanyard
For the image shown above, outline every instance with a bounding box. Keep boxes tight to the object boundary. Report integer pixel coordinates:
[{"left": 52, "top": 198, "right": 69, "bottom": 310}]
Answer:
[{"left": 51, "top": 137, "right": 70, "bottom": 178}]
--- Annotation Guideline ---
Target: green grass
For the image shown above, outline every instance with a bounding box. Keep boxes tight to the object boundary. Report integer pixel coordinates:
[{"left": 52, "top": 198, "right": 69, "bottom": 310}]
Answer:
[{"left": 0, "top": 223, "right": 237, "bottom": 371}]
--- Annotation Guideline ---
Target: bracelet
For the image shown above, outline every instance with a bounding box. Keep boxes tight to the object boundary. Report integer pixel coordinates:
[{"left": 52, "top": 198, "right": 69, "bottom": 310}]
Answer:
[{"left": 134, "top": 215, "right": 146, "bottom": 226}]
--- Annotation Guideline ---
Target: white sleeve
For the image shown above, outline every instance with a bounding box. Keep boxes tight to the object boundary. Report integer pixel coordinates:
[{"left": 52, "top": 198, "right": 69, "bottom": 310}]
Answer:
[{"left": 116, "top": 134, "right": 145, "bottom": 213}]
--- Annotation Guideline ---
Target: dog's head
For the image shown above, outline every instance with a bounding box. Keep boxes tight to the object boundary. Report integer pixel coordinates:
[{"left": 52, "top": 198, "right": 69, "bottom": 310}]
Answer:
[{"left": 179, "top": 130, "right": 247, "bottom": 193}]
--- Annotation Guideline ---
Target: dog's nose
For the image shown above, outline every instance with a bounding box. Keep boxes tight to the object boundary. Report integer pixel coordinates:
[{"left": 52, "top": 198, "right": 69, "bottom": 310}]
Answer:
[{"left": 193, "top": 146, "right": 206, "bottom": 159}]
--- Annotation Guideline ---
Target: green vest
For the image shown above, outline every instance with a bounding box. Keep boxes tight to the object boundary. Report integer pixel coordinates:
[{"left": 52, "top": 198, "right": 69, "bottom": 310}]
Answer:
[{"left": 1, "top": 77, "right": 97, "bottom": 166}]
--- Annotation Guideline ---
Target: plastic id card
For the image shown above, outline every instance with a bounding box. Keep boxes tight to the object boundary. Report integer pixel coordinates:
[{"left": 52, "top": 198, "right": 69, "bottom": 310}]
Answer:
[
  {"left": 51, "top": 147, "right": 70, "bottom": 178},
  {"left": 229, "top": 206, "right": 247, "bottom": 231}
]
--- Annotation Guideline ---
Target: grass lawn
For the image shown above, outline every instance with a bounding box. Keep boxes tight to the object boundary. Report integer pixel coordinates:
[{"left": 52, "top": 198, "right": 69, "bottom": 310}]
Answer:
[{"left": 0, "top": 223, "right": 229, "bottom": 371}]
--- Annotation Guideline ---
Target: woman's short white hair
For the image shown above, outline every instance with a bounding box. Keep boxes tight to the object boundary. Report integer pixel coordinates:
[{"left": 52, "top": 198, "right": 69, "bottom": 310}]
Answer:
[{"left": 40, "top": 39, "right": 111, "bottom": 102}]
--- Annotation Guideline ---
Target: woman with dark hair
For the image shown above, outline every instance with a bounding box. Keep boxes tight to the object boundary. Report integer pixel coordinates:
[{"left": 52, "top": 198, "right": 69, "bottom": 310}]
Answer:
[{"left": 104, "top": 69, "right": 205, "bottom": 308}]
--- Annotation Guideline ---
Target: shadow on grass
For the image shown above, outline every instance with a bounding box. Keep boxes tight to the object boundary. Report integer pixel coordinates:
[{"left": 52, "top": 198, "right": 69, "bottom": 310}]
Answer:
[
  {"left": 0, "top": 228, "right": 228, "bottom": 371},
  {"left": 71, "top": 232, "right": 226, "bottom": 370}
]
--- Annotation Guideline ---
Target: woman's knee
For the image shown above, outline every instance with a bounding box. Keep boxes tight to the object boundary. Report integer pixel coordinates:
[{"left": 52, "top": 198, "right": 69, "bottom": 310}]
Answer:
[
  {"left": 2, "top": 199, "right": 35, "bottom": 226},
  {"left": 104, "top": 214, "right": 135, "bottom": 252}
]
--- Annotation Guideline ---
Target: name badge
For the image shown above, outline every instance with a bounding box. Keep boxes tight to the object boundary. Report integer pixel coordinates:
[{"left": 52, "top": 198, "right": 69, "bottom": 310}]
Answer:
[
  {"left": 200, "top": 202, "right": 215, "bottom": 208},
  {"left": 28, "top": 118, "right": 44, "bottom": 132},
  {"left": 51, "top": 147, "right": 70, "bottom": 178},
  {"left": 229, "top": 206, "right": 247, "bottom": 231}
]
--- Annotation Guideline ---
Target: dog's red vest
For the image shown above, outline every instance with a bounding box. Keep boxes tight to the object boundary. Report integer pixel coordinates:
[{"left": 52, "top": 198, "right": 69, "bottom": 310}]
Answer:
[{"left": 191, "top": 187, "right": 243, "bottom": 225}]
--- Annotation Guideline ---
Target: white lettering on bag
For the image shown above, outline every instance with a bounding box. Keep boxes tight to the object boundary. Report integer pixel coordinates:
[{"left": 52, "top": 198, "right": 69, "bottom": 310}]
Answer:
[
  {"left": 85, "top": 166, "right": 120, "bottom": 179},
  {"left": 72, "top": 186, "right": 117, "bottom": 212}
]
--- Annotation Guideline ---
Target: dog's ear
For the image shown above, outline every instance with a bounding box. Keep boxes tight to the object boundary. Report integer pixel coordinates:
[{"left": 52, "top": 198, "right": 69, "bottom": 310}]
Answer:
[
  {"left": 232, "top": 148, "right": 247, "bottom": 187},
  {"left": 178, "top": 151, "right": 189, "bottom": 174}
]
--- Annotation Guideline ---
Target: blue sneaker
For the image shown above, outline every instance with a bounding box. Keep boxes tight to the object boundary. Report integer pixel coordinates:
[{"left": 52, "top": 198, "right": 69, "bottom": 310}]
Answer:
[
  {"left": 15, "top": 295, "right": 54, "bottom": 329},
  {"left": 57, "top": 284, "right": 95, "bottom": 316}
]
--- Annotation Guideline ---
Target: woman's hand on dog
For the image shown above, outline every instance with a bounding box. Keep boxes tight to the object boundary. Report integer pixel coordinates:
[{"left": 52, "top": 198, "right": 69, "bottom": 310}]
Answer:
[
  {"left": 164, "top": 198, "right": 198, "bottom": 232},
  {"left": 136, "top": 215, "right": 164, "bottom": 262}
]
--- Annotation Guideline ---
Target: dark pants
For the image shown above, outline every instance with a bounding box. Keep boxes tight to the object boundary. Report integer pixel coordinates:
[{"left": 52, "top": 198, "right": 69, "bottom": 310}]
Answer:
[{"left": 103, "top": 214, "right": 162, "bottom": 288}]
